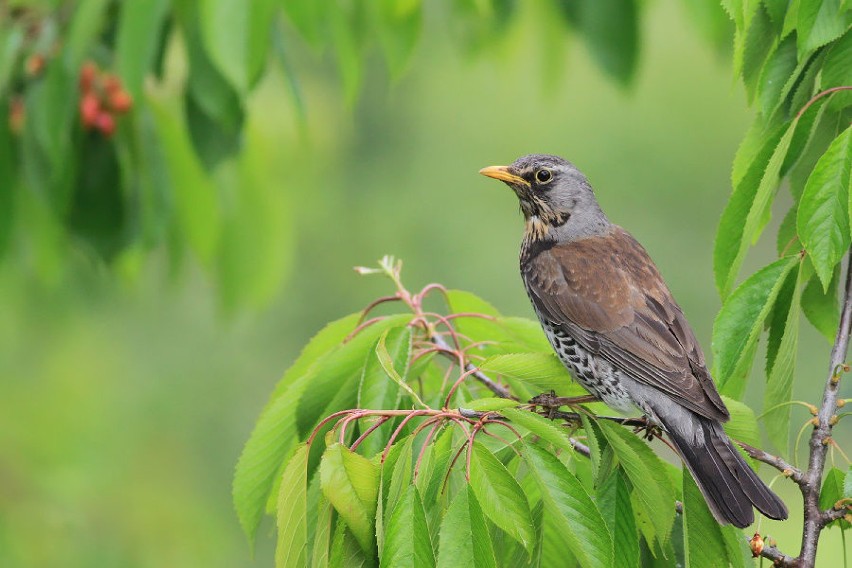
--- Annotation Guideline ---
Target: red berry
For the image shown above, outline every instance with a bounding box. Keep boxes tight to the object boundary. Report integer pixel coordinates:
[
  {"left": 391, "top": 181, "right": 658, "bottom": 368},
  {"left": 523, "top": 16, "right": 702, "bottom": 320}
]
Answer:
[
  {"left": 79, "top": 62, "right": 97, "bottom": 92},
  {"left": 95, "top": 112, "right": 115, "bottom": 137},
  {"left": 109, "top": 90, "right": 133, "bottom": 114},
  {"left": 79, "top": 93, "right": 100, "bottom": 128}
]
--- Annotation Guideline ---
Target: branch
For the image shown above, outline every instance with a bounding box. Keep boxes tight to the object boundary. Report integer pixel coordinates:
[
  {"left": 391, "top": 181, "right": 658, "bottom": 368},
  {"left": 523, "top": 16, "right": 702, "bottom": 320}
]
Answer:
[
  {"left": 430, "top": 333, "right": 516, "bottom": 400},
  {"left": 797, "top": 248, "right": 852, "bottom": 567},
  {"left": 736, "top": 441, "right": 805, "bottom": 484}
]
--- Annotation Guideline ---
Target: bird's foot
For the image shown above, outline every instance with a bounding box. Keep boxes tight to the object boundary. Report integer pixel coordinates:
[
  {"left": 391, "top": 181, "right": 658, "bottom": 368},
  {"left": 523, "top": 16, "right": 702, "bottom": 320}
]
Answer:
[
  {"left": 529, "top": 391, "right": 598, "bottom": 419},
  {"left": 632, "top": 417, "right": 663, "bottom": 441}
]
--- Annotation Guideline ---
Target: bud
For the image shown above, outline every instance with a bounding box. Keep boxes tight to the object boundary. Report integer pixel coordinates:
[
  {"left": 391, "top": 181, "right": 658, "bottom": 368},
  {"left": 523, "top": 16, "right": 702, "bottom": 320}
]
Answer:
[
  {"left": 8, "top": 97, "right": 25, "bottom": 134},
  {"left": 749, "top": 533, "right": 764, "bottom": 558}
]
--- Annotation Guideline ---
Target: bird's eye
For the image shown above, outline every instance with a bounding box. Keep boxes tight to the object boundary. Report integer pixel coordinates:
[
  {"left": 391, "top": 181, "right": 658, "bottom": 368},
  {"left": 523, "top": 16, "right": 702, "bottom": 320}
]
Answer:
[{"left": 535, "top": 169, "right": 553, "bottom": 184}]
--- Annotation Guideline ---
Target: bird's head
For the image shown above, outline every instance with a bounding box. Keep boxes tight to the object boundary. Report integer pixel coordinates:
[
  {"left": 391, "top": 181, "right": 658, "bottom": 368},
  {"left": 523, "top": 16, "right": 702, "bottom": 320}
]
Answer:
[{"left": 479, "top": 154, "right": 609, "bottom": 241}]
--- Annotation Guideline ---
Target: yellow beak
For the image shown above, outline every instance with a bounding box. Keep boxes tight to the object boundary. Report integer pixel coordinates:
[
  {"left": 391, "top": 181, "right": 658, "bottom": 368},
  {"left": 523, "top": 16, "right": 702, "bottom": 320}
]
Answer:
[{"left": 478, "top": 165, "right": 530, "bottom": 187}]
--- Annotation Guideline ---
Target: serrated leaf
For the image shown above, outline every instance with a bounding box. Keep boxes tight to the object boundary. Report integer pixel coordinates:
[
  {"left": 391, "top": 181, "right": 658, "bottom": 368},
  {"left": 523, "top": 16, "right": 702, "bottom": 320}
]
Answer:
[
  {"left": 777, "top": 205, "right": 800, "bottom": 256},
  {"left": 597, "top": 468, "right": 640, "bottom": 568},
  {"left": 384, "top": 435, "right": 414, "bottom": 527},
  {"left": 757, "top": 36, "right": 798, "bottom": 115},
  {"left": 437, "top": 486, "right": 496, "bottom": 568},
  {"left": 329, "top": 520, "right": 372, "bottom": 568},
  {"left": 822, "top": 28, "right": 852, "bottom": 110},
  {"left": 802, "top": 269, "right": 841, "bottom": 341},
  {"left": 500, "top": 408, "right": 575, "bottom": 454},
  {"left": 720, "top": 396, "right": 761, "bottom": 449},
  {"left": 297, "top": 315, "right": 412, "bottom": 437},
  {"left": 682, "top": 471, "right": 729, "bottom": 568},
  {"left": 765, "top": 262, "right": 806, "bottom": 452},
  {"left": 469, "top": 442, "right": 535, "bottom": 555},
  {"left": 376, "top": 327, "right": 426, "bottom": 408},
  {"left": 797, "top": 0, "right": 850, "bottom": 57},
  {"left": 713, "top": 256, "right": 800, "bottom": 398},
  {"left": 320, "top": 443, "right": 380, "bottom": 555},
  {"left": 740, "top": 5, "right": 776, "bottom": 101},
  {"left": 598, "top": 421, "right": 675, "bottom": 548},
  {"left": 820, "top": 467, "right": 851, "bottom": 529},
  {"left": 522, "top": 442, "right": 614, "bottom": 567},
  {"left": 799, "top": 126, "right": 852, "bottom": 289},
  {"left": 276, "top": 444, "right": 309, "bottom": 568},
  {"left": 478, "top": 353, "right": 577, "bottom": 393},
  {"left": 381, "top": 485, "right": 435, "bottom": 567},
  {"left": 233, "top": 314, "right": 361, "bottom": 541},
  {"left": 312, "top": 495, "right": 334, "bottom": 568},
  {"left": 715, "top": 121, "right": 789, "bottom": 297}
]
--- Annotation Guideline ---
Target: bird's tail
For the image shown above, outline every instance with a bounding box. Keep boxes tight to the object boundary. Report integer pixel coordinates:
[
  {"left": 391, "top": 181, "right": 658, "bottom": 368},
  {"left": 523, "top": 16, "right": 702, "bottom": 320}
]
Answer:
[{"left": 658, "top": 411, "right": 788, "bottom": 528}]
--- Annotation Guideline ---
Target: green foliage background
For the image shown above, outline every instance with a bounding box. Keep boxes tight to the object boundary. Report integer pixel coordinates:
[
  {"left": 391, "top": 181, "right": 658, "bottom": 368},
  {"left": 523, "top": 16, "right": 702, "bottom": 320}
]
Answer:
[{"left": 0, "top": 0, "right": 849, "bottom": 566}]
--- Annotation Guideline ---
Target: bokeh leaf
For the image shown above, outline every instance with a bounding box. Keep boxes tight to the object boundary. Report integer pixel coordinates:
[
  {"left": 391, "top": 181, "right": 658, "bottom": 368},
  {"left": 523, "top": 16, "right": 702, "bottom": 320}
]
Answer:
[
  {"left": 576, "top": 0, "right": 640, "bottom": 85},
  {"left": 115, "top": 0, "right": 170, "bottom": 98}
]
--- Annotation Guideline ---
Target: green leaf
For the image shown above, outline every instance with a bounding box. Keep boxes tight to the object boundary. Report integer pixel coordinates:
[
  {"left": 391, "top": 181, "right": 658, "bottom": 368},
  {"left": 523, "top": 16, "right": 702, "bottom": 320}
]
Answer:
[
  {"left": 799, "top": 126, "right": 852, "bottom": 290},
  {"left": 198, "top": 0, "right": 277, "bottom": 94},
  {"left": 757, "top": 36, "right": 798, "bottom": 115},
  {"left": 522, "top": 442, "right": 614, "bottom": 567},
  {"left": 500, "top": 408, "right": 576, "bottom": 454},
  {"left": 329, "top": 520, "right": 373, "bottom": 568},
  {"left": 357, "top": 327, "right": 412, "bottom": 456},
  {"left": 740, "top": 5, "right": 776, "bottom": 102},
  {"left": 376, "top": 328, "right": 426, "bottom": 408},
  {"left": 682, "top": 471, "right": 729, "bottom": 568},
  {"left": 463, "top": 398, "right": 519, "bottom": 412},
  {"left": 777, "top": 205, "right": 800, "bottom": 256},
  {"left": 115, "top": 0, "right": 170, "bottom": 98},
  {"left": 63, "top": 0, "right": 110, "bottom": 70},
  {"left": 712, "top": 255, "right": 800, "bottom": 398},
  {"left": 437, "top": 486, "right": 497, "bottom": 568},
  {"left": 276, "top": 444, "right": 309, "bottom": 568},
  {"left": 720, "top": 396, "right": 761, "bottom": 449},
  {"left": 320, "top": 443, "right": 380, "bottom": 555},
  {"left": 576, "top": 0, "right": 640, "bottom": 85},
  {"left": 797, "top": 0, "right": 850, "bottom": 57},
  {"left": 802, "top": 270, "right": 840, "bottom": 341},
  {"left": 820, "top": 467, "right": 851, "bottom": 529},
  {"left": 297, "top": 315, "right": 412, "bottom": 438},
  {"left": 384, "top": 435, "right": 414, "bottom": 528},
  {"left": 146, "top": 91, "right": 221, "bottom": 264},
  {"left": 822, "top": 28, "right": 852, "bottom": 110},
  {"left": 478, "top": 353, "right": 580, "bottom": 393},
  {"left": 598, "top": 421, "right": 675, "bottom": 548},
  {"left": 381, "top": 485, "right": 435, "bottom": 567},
  {"left": 282, "top": 0, "right": 329, "bottom": 48},
  {"left": 597, "top": 468, "right": 640, "bottom": 568},
  {"left": 312, "top": 495, "right": 334, "bottom": 568},
  {"left": 715, "top": 121, "right": 789, "bottom": 297},
  {"left": 375, "top": 0, "right": 423, "bottom": 80},
  {"left": 469, "top": 442, "right": 535, "bottom": 555},
  {"left": 764, "top": 262, "right": 806, "bottom": 452}
]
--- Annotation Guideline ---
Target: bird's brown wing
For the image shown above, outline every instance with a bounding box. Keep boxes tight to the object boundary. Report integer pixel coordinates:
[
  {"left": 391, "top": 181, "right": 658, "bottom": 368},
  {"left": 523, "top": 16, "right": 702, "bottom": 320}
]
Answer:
[{"left": 522, "top": 228, "right": 729, "bottom": 422}]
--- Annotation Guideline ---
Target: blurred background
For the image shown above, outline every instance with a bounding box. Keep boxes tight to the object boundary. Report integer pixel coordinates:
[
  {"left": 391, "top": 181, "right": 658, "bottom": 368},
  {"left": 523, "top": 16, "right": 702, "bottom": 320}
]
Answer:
[{"left": 0, "top": 1, "right": 847, "bottom": 566}]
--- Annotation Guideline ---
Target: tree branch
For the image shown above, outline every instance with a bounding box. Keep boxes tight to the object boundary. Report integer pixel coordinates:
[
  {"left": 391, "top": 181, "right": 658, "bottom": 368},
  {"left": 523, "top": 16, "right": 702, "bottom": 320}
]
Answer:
[
  {"left": 430, "top": 334, "right": 517, "bottom": 400},
  {"left": 797, "top": 248, "right": 852, "bottom": 567}
]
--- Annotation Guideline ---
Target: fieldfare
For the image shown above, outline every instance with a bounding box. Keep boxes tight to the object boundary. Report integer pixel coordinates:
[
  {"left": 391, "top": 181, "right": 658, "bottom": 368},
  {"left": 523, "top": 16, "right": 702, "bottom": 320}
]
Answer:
[{"left": 480, "top": 154, "right": 788, "bottom": 528}]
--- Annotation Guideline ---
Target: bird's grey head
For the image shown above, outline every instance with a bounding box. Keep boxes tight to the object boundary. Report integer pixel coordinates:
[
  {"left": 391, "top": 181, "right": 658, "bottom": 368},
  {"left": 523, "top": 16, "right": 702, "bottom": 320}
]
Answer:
[{"left": 479, "top": 154, "right": 611, "bottom": 242}]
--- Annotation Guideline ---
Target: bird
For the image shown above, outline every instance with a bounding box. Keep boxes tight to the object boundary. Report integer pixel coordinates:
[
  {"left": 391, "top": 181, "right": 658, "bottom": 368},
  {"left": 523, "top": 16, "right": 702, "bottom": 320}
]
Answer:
[{"left": 479, "top": 153, "right": 788, "bottom": 528}]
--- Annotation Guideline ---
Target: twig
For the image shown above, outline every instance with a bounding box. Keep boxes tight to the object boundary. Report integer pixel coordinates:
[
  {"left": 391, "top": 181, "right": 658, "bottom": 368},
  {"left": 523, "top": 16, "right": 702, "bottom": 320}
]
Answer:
[
  {"left": 737, "top": 441, "right": 805, "bottom": 485},
  {"left": 431, "top": 333, "right": 516, "bottom": 400}
]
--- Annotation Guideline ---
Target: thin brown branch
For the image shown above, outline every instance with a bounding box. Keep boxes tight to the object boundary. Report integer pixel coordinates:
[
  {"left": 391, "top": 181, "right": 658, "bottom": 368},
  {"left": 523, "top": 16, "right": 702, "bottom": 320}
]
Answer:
[
  {"left": 737, "top": 441, "right": 805, "bottom": 485},
  {"left": 759, "top": 542, "right": 798, "bottom": 566},
  {"left": 431, "top": 333, "right": 516, "bottom": 400}
]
